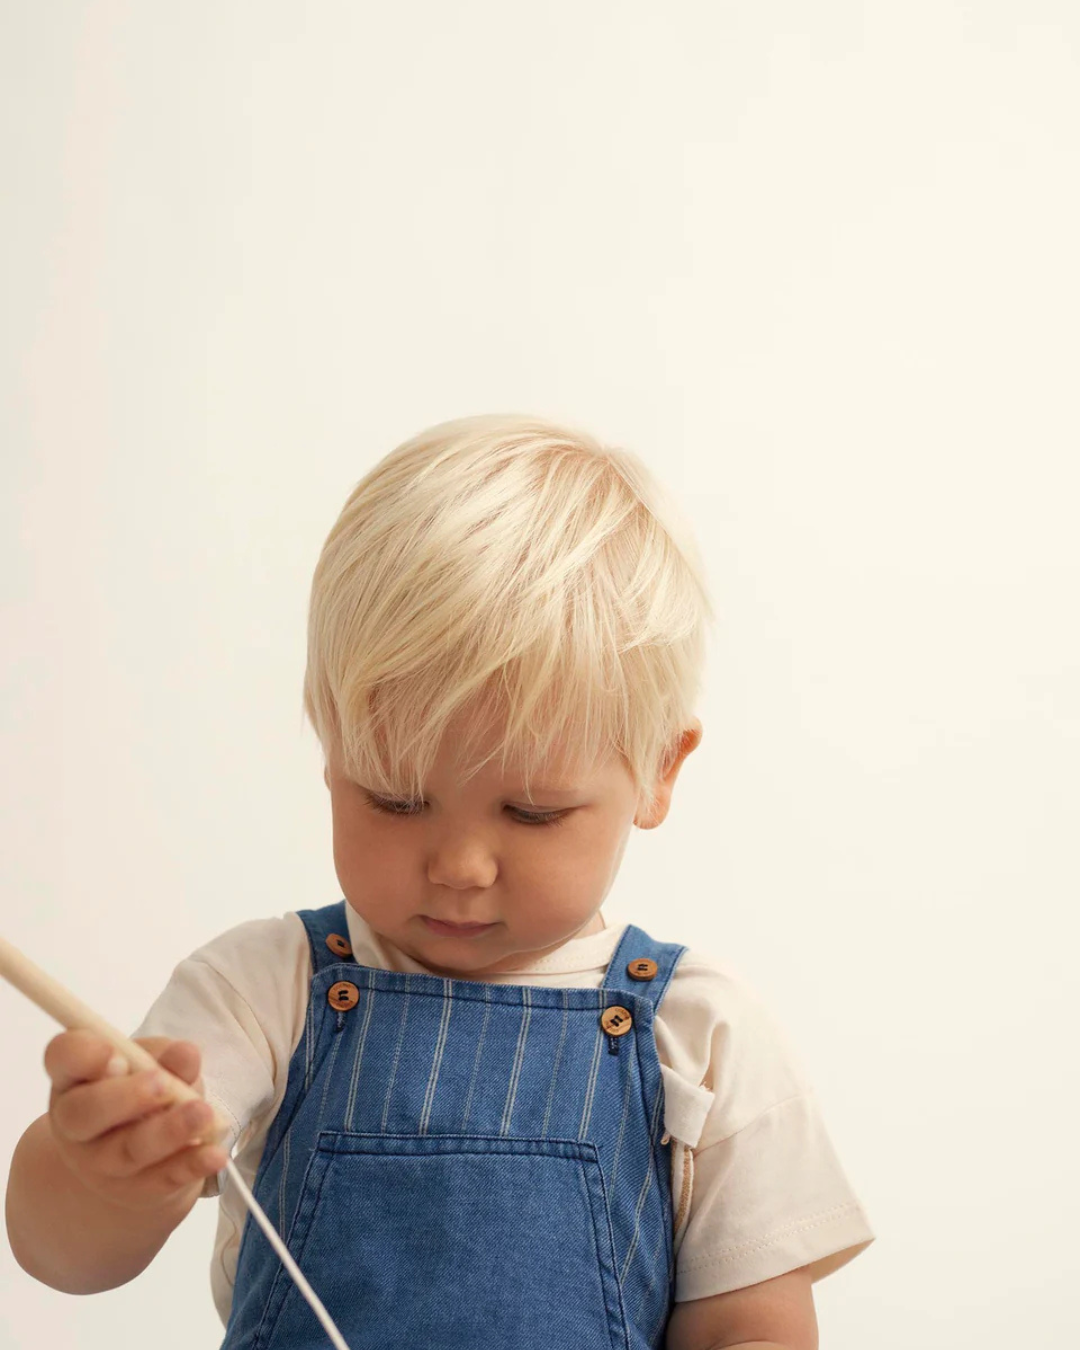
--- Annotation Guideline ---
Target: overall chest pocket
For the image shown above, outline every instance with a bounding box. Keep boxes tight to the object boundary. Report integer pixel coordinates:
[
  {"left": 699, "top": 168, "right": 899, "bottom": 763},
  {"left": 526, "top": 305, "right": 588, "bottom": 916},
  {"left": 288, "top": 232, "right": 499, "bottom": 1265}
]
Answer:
[{"left": 254, "top": 1132, "right": 631, "bottom": 1350}]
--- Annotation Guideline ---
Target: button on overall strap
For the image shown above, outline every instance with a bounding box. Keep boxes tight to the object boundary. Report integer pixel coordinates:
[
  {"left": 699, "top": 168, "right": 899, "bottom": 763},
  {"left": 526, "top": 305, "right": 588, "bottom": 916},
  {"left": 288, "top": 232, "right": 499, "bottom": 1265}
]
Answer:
[
  {"left": 601, "top": 923, "right": 687, "bottom": 1011},
  {"left": 297, "top": 899, "right": 355, "bottom": 973}
]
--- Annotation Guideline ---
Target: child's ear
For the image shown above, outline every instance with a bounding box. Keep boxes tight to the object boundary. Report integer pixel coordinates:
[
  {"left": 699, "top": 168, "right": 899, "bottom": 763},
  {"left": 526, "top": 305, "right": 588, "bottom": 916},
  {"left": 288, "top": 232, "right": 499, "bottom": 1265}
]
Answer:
[{"left": 634, "top": 720, "right": 703, "bottom": 830}]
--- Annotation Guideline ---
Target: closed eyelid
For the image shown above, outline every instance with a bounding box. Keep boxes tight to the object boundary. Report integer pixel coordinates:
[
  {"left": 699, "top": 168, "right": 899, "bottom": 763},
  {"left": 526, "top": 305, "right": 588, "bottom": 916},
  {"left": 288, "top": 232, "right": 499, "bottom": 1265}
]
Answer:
[
  {"left": 371, "top": 795, "right": 570, "bottom": 815},
  {"left": 357, "top": 786, "right": 578, "bottom": 811},
  {"left": 361, "top": 792, "right": 571, "bottom": 829}
]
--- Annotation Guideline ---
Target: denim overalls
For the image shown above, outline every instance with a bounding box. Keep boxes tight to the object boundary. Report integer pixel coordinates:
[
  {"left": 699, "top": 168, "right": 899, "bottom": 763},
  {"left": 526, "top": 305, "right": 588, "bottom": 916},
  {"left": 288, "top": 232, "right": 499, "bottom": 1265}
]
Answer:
[{"left": 221, "top": 900, "right": 688, "bottom": 1350}]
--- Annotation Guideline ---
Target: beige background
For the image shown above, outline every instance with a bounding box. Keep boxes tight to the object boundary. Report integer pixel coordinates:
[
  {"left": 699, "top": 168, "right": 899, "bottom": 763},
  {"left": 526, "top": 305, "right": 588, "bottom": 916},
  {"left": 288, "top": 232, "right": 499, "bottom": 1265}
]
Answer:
[{"left": 2, "top": 2, "right": 1078, "bottom": 1346}]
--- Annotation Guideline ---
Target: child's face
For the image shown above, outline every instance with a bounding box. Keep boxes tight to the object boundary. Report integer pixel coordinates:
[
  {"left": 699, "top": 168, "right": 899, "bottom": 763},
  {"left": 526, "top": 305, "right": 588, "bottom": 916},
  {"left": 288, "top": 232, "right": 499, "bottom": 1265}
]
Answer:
[{"left": 323, "top": 709, "right": 700, "bottom": 979}]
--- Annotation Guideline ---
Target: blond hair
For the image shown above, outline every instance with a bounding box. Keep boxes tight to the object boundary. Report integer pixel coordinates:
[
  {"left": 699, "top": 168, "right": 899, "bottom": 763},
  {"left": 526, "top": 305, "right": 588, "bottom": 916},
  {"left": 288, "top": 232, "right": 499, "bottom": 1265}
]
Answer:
[{"left": 302, "top": 413, "right": 715, "bottom": 817}]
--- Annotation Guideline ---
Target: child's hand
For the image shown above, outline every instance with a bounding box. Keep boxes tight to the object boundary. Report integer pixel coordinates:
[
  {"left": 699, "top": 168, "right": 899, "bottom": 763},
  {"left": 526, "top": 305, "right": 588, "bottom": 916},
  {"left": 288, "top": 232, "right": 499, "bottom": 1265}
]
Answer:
[{"left": 43, "top": 1029, "right": 229, "bottom": 1213}]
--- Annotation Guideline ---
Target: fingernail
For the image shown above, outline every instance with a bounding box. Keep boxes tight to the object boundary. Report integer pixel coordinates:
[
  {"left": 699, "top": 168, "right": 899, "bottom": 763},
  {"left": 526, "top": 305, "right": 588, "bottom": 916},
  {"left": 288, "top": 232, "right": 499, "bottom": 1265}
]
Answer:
[{"left": 105, "top": 1054, "right": 129, "bottom": 1076}]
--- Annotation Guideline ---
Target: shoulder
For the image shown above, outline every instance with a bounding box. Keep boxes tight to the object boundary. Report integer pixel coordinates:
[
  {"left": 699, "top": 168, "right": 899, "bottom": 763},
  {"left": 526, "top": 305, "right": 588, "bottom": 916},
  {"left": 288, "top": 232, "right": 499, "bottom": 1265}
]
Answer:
[
  {"left": 183, "top": 911, "right": 312, "bottom": 985},
  {"left": 134, "top": 911, "right": 313, "bottom": 1063},
  {"left": 656, "top": 941, "right": 814, "bottom": 1149},
  {"left": 664, "top": 940, "right": 804, "bottom": 1057}
]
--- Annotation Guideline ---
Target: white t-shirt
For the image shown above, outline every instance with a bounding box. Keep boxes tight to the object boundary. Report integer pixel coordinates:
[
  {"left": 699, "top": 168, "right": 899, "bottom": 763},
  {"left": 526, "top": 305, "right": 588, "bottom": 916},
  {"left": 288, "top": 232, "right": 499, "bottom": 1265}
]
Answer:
[{"left": 133, "top": 904, "right": 876, "bottom": 1327}]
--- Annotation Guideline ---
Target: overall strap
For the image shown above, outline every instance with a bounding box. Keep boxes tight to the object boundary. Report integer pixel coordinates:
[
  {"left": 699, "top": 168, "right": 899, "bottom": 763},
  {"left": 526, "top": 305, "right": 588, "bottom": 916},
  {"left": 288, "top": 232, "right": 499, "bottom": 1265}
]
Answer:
[
  {"left": 601, "top": 922, "right": 687, "bottom": 1011},
  {"left": 294, "top": 899, "right": 352, "bottom": 975}
]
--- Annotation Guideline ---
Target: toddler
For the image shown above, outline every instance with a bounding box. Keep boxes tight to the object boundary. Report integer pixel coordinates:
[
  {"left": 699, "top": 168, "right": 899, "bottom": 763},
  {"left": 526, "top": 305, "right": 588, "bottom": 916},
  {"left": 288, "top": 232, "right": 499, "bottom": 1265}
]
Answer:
[{"left": 7, "top": 413, "right": 875, "bottom": 1349}]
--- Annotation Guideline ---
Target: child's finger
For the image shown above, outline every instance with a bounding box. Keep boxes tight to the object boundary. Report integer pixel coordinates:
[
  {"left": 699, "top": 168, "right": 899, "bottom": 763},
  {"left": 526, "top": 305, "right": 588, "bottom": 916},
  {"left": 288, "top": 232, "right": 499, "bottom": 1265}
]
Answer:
[
  {"left": 97, "top": 1097, "right": 219, "bottom": 1179},
  {"left": 116, "top": 1140, "right": 228, "bottom": 1208},
  {"left": 50, "top": 1068, "right": 172, "bottom": 1144},
  {"left": 43, "top": 1029, "right": 124, "bottom": 1094},
  {"left": 140, "top": 1037, "right": 202, "bottom": 1088}
]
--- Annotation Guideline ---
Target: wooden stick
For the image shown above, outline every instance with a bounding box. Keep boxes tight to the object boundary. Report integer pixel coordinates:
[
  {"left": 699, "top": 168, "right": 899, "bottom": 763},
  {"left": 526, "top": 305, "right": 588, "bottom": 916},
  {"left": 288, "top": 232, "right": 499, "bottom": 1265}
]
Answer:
[{"left": 0, "top": 932, "right": 230, "bottom": 1143}]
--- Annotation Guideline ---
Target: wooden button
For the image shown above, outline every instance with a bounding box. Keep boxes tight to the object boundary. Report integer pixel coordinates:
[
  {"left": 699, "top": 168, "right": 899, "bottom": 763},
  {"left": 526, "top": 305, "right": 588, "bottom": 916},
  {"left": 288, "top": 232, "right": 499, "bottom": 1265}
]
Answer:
[
  {"left": 626, "top": 957, "right": 658, "bottom": 981},
  {"left": 600, "top": 1005, "right": 633, "bottom": 1036},
  {"left": 328, "top": 981, "right": 359, "bottom": 1011},
  {"left": 326, "top": 932, "right": 353, "bottom": 958}
]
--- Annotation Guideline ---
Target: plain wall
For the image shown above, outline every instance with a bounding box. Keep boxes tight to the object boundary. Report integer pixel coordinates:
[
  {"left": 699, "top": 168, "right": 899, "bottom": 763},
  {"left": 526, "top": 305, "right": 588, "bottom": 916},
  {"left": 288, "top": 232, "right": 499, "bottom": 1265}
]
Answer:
[{"left": 2, "top": 2, "right": 1078, "bottom": 1346}]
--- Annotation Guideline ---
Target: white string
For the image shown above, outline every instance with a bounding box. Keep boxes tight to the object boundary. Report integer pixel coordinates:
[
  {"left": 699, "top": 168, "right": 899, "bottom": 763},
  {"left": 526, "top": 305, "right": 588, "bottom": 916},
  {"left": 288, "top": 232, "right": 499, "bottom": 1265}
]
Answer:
[{"left": 222, "top": 1156, "right": 352, "bottom": 1350}]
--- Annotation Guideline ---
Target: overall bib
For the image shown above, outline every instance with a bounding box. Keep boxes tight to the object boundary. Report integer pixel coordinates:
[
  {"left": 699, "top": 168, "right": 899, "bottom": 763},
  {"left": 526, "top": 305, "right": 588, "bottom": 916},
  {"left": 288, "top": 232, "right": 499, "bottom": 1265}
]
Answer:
[{"left": 220, "top": 901, "right": 688, "bottom": 1350}]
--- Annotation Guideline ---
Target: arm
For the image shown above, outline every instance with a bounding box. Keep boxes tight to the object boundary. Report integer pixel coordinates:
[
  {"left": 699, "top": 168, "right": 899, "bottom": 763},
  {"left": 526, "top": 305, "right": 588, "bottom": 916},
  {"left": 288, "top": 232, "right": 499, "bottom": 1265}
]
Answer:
[
  {"left": 6, "top": 1112, "right": 200, "bottom": 1293},
  {"left": 665, "top": 1266, "right": 818, "bottom": 1350}
]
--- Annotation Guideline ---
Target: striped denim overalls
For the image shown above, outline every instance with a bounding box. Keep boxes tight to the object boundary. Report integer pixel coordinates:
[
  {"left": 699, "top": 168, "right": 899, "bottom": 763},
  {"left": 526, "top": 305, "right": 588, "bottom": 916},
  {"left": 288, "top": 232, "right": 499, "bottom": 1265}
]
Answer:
[{"left": 221, "top": 900, "right": 688, "bottom": 1350}]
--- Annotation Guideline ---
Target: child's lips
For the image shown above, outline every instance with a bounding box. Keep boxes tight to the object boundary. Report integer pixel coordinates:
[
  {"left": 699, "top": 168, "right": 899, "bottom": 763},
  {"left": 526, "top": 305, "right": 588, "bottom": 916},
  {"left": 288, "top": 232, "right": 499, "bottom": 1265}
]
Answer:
[{"left": 421, "top": 916, "right": 496, "bottom": 937}]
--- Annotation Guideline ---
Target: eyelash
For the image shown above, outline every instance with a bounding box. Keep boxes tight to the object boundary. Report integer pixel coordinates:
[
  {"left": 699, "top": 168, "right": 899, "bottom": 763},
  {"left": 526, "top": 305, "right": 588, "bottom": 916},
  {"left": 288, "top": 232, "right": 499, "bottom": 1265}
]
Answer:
[{"left": 363, "top": 795, "right": 568, "bottom": 829}]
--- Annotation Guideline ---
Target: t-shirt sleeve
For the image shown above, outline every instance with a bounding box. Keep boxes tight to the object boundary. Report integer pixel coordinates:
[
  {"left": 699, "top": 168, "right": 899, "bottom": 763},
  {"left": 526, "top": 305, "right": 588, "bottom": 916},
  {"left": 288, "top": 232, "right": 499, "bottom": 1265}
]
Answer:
[
  {"left": 675, "top": 1090, "right": 876, "bottom": 1300},
  {"left": 130, "top": 913, "right": 311, "bottom": 1198},
  {"left": 656, "top": 948, "right": 876, "bottom": 1301}
]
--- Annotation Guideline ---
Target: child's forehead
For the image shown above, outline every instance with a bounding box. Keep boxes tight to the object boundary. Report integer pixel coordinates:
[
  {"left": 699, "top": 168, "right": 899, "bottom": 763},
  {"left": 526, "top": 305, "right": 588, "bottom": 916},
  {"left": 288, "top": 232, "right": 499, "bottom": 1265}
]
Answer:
[
  {"left": 328, "top": 696, "right": 633, "bottom": 793},
  {"left": 435, "top": 732, "right": 621, "bottom": 791},
  {"left": 328, "top": 737, "right": 624, "bottom": 795},
  {"left": 416, "top": 751, "right": 609, "bottom": 794}
]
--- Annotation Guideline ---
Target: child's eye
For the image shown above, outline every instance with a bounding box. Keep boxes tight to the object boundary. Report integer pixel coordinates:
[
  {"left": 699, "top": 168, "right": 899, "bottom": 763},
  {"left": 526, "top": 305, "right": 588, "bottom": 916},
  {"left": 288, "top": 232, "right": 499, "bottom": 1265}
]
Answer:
[{"left": 364, "top": 794, "right": 567, "bottom": 828}]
